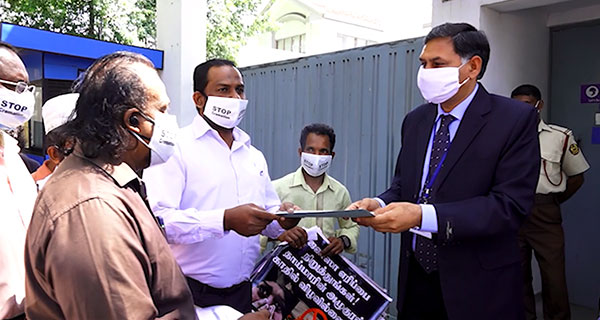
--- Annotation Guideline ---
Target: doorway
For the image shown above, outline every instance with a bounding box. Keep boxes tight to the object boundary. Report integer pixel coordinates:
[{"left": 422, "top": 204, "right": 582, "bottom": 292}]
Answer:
[{"left": 549, "top": 19, "right": 600, "bottom": 310}]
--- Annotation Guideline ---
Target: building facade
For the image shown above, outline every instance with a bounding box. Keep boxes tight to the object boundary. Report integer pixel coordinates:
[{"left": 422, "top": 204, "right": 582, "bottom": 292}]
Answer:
[{"left": 237, "top": 0, "right": 432, "bottom": 67}]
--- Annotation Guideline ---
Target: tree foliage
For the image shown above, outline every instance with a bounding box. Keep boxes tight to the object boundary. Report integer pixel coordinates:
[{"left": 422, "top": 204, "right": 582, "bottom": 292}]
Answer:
[
  {"left": 0, "top": 0, "right": 157, "bottom": 47},
  {"left": 206, "top": 0, "right": 272, "bottom": 62}
]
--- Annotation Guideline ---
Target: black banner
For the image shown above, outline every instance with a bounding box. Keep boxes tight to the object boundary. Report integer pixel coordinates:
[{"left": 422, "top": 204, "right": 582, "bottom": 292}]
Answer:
[{"left": 251, "top": 229, "right": 391, "bottom": 320}]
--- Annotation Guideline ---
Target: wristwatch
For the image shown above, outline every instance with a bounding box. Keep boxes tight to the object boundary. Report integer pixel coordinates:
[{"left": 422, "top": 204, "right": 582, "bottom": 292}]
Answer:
[{"left": 339, "top": 235, "right": 351, "bottom": 249}]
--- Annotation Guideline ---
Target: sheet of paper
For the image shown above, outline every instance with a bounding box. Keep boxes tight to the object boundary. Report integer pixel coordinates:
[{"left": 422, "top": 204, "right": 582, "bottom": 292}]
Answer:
[
  {"left": 275, "top": 209, "right": 374, "bottom": 218},
  {"left": 409, "top": 227, "right": 432, "bottom": 239},
  {"left": 195, "top": 305, "right": 243, "bottom": 320}
]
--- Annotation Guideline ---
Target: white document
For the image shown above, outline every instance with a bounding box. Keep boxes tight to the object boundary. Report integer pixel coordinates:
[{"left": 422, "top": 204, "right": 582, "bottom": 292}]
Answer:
[
  {"left": 305, "top": 225, "right": 322, "bottom": 242},
  {"left": 195, "top": 305, "right": 243, "bottom": 320},
  {"left": 409, "top": 227, "right": 432, "bottom": 239}
]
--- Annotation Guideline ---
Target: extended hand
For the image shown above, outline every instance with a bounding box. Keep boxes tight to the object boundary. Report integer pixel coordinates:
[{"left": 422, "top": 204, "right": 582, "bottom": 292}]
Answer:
[
  {"left": 277, "top": 226, "right": 308, "bottom": 248},
  {"left": 224, "top": 204, "right": 279, "bottom": 236},
  {"left": 277, "top": 202, "right": 302, "bottom": 229},
  {"left": 239, "top": 309, "right": 270, "bottom": 320},
  {"left": 320, "top": 237, "right": 344, "bottom": 256},
  {"left": 355, "top": 202, "right": 422, "bottom": 233},
  {"left": 346, "top": 198, "right": 381, "bottom": 211}
]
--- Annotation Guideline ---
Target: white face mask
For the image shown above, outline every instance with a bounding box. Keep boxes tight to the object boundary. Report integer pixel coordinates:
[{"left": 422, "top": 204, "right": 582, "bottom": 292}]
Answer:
[
  {"left": 130, "top": 111, "right": 179, "bottom": 167},
  {"left": 417, "top": 64, "right": 470, "bottom": 104},
  {"left": 301, "top": 152, "right": 332, "bottom": 177},
  {"left": 0, "top": 86, "right": 35, "bottom": 130},
  {"left": 203, "top": 96, "right": 248, "bottom": 129}
]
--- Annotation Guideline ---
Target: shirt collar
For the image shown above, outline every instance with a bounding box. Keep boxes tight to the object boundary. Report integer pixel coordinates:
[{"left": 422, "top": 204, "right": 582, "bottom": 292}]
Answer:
[
  {"left": 191, "top": 114, "right": 251, "bottom": 147},
  {"left": 436, "top": 83, "right": 479, "bottom": 121},
  {"left": 72, "top": 151, "right": 139, "bottom": 188},
  {"left": 32, "top": 160, "right": 53, "bottom": 179},
  {"left": 291, "top": 166, "right": 336, "bottom": 193},
  {"left": 538, "top": 119, "right": 552, "bottom": 133}
]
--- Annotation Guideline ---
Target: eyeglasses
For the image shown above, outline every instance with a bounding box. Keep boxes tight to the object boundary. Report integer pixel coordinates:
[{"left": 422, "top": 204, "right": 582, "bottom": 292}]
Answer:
[{"left": 0, "top": 79, "right": 36, "bottom": 93}]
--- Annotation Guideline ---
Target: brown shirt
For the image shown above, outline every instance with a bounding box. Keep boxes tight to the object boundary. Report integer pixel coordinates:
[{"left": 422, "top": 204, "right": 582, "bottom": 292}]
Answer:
[{"left": 24, "top": 153, "right": 196, "bottom": 320}]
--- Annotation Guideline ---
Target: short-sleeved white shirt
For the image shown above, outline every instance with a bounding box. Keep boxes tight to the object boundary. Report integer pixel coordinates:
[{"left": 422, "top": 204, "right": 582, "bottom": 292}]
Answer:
[{"left": 536, "top": 120, "right": 590, "bottom": 194}]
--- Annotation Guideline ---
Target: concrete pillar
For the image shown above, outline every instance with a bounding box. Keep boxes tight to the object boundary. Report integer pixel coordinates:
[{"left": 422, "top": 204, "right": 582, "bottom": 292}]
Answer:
[
  {"left": 156, "top": 0, "right": 206, "bottom": 126},
  {"left": 432, "top": 0, "right": 483, "bottom": 28}
]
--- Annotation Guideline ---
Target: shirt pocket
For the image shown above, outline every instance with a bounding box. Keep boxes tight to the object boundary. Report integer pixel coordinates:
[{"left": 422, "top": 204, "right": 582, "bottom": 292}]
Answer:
[
  {"left": 238, "top": 159, "right": 266, "bottom": 205},
  {"left": 540, "top": 147, "right": 562, "bottom": 184},
  {"left": 541, "top": 147, "right": 562, "bottom": 164}
]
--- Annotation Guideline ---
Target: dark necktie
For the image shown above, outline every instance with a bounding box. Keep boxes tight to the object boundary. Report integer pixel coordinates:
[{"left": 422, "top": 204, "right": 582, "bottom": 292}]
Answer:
[
  {"left": 128, "top": 179, "right": 165, "bottom": 232},
  {"left": 415, "top": 114, "right": 456, "bottom": 273},
  {"left": 130, "top": 179, "right": 151, "bottom": 210}
]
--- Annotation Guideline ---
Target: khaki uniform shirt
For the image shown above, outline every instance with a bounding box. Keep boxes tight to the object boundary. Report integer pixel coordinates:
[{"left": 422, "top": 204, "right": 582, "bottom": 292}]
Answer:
[
  {"left": 25, "top": 153, "right": 196, "bottom": 320},
  {"left": 537, "top": 120, "right": 590, "bottom": 194},
  {"left": 269, "top": 167, "right": 359, "bottom": 253}
]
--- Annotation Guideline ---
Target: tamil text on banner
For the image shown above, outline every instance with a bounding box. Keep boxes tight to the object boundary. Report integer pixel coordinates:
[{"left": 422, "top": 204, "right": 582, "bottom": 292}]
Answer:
[{"left": 250, "top": 227, "right": 392, "bottom": 320}]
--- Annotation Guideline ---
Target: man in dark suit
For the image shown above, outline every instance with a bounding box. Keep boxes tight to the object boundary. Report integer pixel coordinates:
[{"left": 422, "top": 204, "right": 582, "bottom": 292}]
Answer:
[{"left": 349, "top": 23, "right": 540, "bottom": 320}]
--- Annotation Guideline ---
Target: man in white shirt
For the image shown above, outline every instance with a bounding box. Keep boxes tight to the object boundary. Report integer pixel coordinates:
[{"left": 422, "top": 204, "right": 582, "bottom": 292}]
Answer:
[
  {"left": 144, "top": 59, "right": 300, "bottom": 313},
  {"left": 0, "top": 42, "right": 38, "bottom": 320}
]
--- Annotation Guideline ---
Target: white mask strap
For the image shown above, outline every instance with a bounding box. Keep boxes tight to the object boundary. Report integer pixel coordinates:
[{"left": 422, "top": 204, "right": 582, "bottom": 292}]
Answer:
[{"left": 458, "top": 60, "right": 471, "bottom": 87}]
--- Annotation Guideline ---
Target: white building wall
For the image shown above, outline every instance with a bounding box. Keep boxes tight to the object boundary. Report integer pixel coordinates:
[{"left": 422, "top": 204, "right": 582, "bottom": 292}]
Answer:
[
  {"left": 432, "top": 0, "right": 483, "bottom": 27},
  {"left": 546, "top": 2, "right": 600, "bottom": 27},
  {"left": 237, "top": 0, "right": 408, "bottom": 67},
  {"left": 305, "top": 18, "right": 381, "bottom": 55},
  {"left": 156, "top": 0, "right": 206, "bottom": 127},
  {"left": 479, "top": 7, "right": 550, "bottom": 98},
  {"left": 432, "top": 0, "right": 550, "bottom": 106}
]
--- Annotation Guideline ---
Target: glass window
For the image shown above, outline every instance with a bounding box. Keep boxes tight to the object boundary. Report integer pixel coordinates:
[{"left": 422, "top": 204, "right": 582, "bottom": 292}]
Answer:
[
  {"left": 299, "top": 34, "right": 305, "bottom": 53},
  {"left": 274, "top": 34, "right": 307, "bottom": 53}
]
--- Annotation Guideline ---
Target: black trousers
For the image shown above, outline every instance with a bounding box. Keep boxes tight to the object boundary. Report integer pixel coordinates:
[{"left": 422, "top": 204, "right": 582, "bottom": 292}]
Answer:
[
  {"left": 518, "top": 195, "right": 570, "bottom": 320},
  {"left": 400, "top": 254, "right": 448, "bottom": 320},
  {"left": 186, "top": 277, "right": 252, "bottom": 313}
]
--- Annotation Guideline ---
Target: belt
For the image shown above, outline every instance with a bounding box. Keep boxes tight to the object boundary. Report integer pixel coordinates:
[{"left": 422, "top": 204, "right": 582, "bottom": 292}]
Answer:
[
  {"left": 186, "top": 277, "right": 249, "bottom": 296},
  {"left": 534, "top": 193, "right": 558, "bottom": 205}
]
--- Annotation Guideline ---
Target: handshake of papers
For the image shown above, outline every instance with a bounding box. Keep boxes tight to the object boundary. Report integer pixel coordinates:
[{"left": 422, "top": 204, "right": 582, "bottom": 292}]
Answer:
[{"left": 275, "top": 209, "right": 374, "bottom": 218}]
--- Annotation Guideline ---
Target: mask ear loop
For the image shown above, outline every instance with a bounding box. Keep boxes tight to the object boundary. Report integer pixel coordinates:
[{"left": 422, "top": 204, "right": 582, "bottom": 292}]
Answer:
[
  {"left": 534, "top": 100, "right": 541, "bottom": 113},
  {"left": 128, "top": 110, "right": 155, "bottom": 145},
  {"left": 458, "top": 76, "right": 470, "bottom": 87},
  {"left": 457, "top": 59, "right": 472, "bottom": 87},
  {"left": 129, "top": 129, "right": 152, "bottom": 149}
]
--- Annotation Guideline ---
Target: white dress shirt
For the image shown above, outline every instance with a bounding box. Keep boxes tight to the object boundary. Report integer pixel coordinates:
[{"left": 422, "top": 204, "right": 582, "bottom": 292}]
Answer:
[
  {"left": 144, "top": 115, "right": 283, "bottom": 288},
  {"left": 0, "top": 132, "right": 37, "bottom": 319}
]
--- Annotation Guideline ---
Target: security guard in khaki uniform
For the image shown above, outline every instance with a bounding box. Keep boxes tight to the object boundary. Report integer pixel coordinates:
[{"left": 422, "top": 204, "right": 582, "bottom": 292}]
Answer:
[{"left": 512, "top": 84, "right": 590, "bottom": 320}]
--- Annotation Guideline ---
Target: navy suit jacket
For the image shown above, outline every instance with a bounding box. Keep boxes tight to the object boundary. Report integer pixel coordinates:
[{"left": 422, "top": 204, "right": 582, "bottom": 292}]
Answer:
[{"left": 379, "top": 85, "right": 540, "bottom": 319}]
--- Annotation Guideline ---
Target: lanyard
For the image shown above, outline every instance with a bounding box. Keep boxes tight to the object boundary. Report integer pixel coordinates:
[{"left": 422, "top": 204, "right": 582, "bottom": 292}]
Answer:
[{"left": 419, "top": 119, "right": 452, "bottom": 204}]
